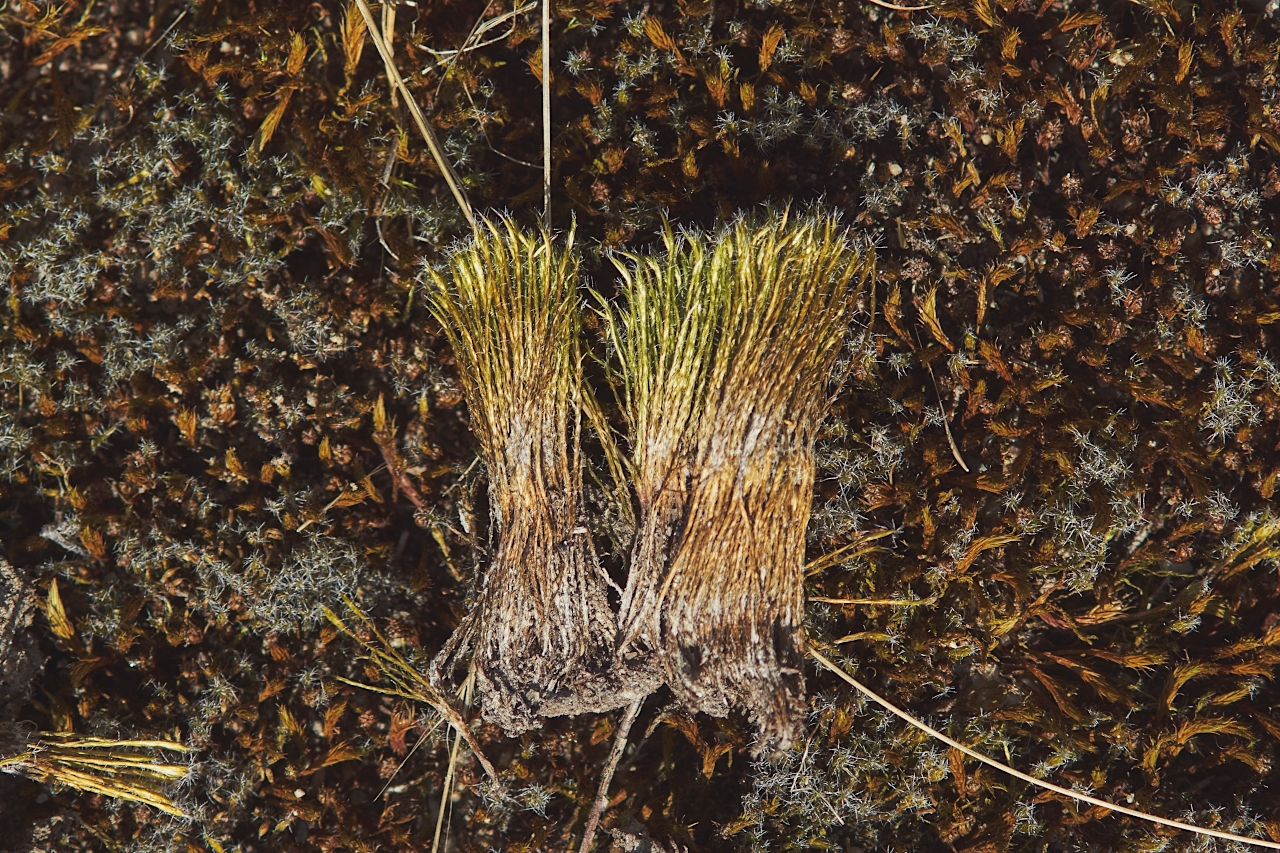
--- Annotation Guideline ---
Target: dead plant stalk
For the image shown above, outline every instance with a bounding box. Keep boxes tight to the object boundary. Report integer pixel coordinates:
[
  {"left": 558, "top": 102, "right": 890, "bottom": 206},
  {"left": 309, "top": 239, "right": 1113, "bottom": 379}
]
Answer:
[{"left": 808, "top": 646, "right": 1280, "bottom": 850}]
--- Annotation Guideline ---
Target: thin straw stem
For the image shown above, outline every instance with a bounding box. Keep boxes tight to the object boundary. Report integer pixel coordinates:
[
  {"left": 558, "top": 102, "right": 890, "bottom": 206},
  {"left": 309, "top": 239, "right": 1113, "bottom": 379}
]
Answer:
[
  {"left": 578, "top": 700, "right": 643, "bottom": 853},
  {"left": 863, "top": 0, "right": 933, "bottom": 9},
  {"left": 351, "top": 0, "right": 476, "bottom": 230},
  {"left": 542, "top": 0, "right": 552, "bottom": 221},
  {"left": 808, "top": 646, "right": 1280, "bottom": 850}
]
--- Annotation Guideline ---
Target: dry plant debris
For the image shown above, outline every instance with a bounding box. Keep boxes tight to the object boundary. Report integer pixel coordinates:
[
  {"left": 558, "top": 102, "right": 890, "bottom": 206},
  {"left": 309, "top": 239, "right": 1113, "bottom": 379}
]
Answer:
[
  {"left": 0, "top": 559, "right": 42, "bottom": 721},
  {"left": 1, "top": 0, "right": 1280, "bottom": 850},
  {"left": 0, "top": 724, "right": 192, "bottom": 818}
]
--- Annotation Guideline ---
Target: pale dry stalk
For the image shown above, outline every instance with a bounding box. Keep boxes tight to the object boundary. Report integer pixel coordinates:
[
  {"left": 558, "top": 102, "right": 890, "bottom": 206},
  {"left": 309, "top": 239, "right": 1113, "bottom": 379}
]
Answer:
[{"left": 808, "top": 646, "right": 1280, "bottom": 850}]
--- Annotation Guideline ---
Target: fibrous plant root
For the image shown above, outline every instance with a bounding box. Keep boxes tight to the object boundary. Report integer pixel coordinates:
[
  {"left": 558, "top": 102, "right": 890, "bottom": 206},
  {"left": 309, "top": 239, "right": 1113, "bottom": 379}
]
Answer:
[
  {"left": 606, "top": 210, "right": 872, "bottom": 749},
  {"left": 425, "top": 216, "right": 634, "bottom": 733}
]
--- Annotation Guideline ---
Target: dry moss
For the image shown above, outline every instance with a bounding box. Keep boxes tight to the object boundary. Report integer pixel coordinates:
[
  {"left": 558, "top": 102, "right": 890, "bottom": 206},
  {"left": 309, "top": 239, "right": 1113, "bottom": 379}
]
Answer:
[
  {"left": 423, "top": 217, "right": 633, "bottom": 732},
  {"left": 2, "top": 0, "right": 1280, "bottom": 849},
  {"left": 606, "top": 211, "right": 873, "bottom": 748}
]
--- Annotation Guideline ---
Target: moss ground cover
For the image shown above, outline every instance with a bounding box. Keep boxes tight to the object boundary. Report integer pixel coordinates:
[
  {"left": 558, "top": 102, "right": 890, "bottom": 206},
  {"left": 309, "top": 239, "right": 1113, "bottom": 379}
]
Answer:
[{"left": 1, "top": 0, "right": 1280, "bottom": 850}]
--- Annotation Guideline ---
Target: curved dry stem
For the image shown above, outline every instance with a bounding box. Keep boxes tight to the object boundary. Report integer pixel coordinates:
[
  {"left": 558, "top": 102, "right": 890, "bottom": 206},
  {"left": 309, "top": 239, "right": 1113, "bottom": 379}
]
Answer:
[
  {"left": 808, "top": 646, "right": 1280, "bottom": 850},
  {"left": 578, "top": 699, "right": 643, "bottom": 853},
  {"left": 863, "top": 0, "right": 934, "bottom": 11}
]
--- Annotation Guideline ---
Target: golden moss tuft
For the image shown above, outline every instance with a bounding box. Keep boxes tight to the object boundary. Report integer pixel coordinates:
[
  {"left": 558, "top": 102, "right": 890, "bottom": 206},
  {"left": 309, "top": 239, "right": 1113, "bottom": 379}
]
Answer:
[
  {"left": 605, "top": 210, "right": 873, "bottom": 748},
  {"left": 423, "top": 216, "right": 635, "bottom": 732}
]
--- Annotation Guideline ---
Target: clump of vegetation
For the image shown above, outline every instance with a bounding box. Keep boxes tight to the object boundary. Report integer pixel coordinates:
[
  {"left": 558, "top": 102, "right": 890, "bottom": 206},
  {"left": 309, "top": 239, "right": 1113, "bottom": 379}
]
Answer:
[
  {"left": 605, "top": 211, "right": 873, "bottom": 749},
  {"left": 424, "top": 216, "right": 630, "bottom": 733}
]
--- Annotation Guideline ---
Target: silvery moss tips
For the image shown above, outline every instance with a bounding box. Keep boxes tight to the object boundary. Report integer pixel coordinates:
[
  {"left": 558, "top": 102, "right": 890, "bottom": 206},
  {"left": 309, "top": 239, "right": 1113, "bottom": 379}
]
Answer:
[
  {"left": 604, "top": 210, "right": 872, "bottom": 750},
  {"left": 425, "top": 212, "right": 872, "bottom": 748},
  {"left": 424, "top": 217, "right": 636, "bottom": 733}
]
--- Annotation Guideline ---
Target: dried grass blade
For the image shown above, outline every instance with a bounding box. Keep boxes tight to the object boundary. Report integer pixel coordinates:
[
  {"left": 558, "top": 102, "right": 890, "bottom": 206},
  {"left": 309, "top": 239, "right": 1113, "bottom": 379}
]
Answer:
[
  {"left": 808, "top": 646, "right": 1280, "bottom": 850},
  {"left": 323, "top": 602, "right": 497, "bottom": 780},
  {"left": 1, "top": 727, "right": 190, "bottom": 817},
  {"left": 350, "top": 0, "right": 475, "bottom": 229}
]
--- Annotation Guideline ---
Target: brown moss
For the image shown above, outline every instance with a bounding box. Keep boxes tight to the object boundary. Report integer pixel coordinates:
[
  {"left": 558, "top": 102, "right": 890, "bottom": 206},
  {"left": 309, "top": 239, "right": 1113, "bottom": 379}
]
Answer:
[{"left": 2, "top": 0, "right": 1280, "bottom": 849}]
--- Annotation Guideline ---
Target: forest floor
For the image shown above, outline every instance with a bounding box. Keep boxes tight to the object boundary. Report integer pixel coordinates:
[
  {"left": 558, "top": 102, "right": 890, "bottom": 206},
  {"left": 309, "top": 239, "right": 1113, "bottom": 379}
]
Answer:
[{"left": 2, "top": 0, "right": 1280, "bottom": 851}]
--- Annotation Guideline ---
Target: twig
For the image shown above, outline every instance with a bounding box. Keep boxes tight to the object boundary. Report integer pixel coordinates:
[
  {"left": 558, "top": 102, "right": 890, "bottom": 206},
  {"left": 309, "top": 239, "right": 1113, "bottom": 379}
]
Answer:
[
  {"left": 376, "top": 723, "right": 437, "bottom": 800},
  {"left": 925, "top": 360, "right": 969, "bottom": 472},
  {"left": 810, "top": 596, "right": 936, "bottom": 606},
  {"left": 421, "top": 2, "right": 536, "bottom": 61},
  {"left": 541, "top": 0, "right": 552, "bottom": 221},
  {"left": 807, "top": 645, "right": 1280, "bottom": 850},
  {"left": 863, "top": 0, "right": 934, "bottom": 9},
  {"left": 351, "top": 0, "right": 476, "bottom": 230},
  {"left": 296, "top": 463, "right": 388, "bottom": 532},
  {"left": 578, "top": 700, "right": 643, "bottom": 853},
  {"left": 140, "top": 9, "right": 188, "bottom": 58},
  {"left": 432, "top": 716, "right": 464, "bottom": 853},
  {"left": 432, "top": 663, "right": 477, "bottom": 853},
  {"left": 381, "top": 0, "right": 398, "bottom": 108}
]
